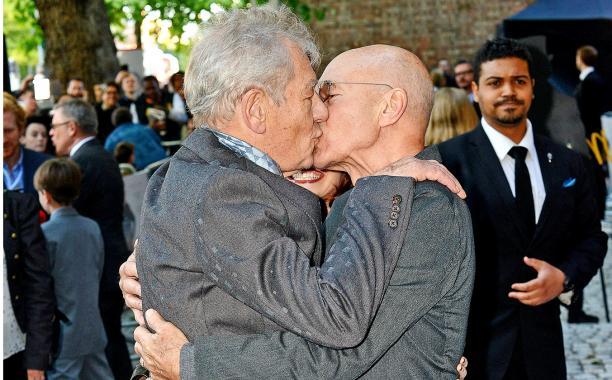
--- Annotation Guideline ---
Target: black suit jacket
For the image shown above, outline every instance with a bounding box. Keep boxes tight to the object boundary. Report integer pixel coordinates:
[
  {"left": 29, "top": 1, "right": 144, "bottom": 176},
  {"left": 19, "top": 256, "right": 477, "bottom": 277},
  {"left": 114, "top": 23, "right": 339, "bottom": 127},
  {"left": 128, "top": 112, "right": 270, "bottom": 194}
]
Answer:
[
  {"left": 3, "top": 190, "right": 55, "bottom": 370},
  {"left": 575, "top": 70, "right": 607, "bottom": 137},
  {"left": 71, "top": 139, "right": 129, "bottom": 291},
  {"left": 438, "top": 126, "right": 607, "bottom": 380}
]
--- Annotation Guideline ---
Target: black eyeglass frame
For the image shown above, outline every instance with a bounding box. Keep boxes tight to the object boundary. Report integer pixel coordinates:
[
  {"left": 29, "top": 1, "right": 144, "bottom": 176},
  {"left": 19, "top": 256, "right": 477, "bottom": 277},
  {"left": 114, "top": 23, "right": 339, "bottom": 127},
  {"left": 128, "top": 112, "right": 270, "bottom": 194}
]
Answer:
[{"left": 316, "top": 80, "right": 393, "bottom": 103}]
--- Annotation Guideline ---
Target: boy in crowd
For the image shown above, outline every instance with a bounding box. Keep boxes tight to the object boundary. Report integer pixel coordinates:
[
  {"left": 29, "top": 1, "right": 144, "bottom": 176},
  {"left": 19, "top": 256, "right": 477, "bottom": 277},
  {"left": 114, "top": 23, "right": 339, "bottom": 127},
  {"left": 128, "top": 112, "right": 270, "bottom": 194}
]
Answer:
[{"left": 34, "top": 158, "right": 113, "bottom": 380}]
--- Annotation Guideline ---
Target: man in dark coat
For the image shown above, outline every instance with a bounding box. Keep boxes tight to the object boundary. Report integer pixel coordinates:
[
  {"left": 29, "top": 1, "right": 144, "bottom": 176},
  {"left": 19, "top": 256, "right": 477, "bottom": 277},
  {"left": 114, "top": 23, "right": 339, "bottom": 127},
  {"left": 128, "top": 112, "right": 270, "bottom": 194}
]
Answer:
[
  {"left": 3, "top": 190, "right": 55, "bottom": 380},
  {"left": 50, "top": 98, "right": 133, "bottom": 379},
  {"left": 438, "top": 38, "right": 607, "bottom": 379}
]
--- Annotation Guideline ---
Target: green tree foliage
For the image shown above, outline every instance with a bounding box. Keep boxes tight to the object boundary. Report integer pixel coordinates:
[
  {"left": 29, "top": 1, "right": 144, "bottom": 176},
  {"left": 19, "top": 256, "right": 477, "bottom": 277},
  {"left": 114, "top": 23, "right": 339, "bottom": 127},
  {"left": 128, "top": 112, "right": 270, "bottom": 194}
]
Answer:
[
  {"left": 5, "top": 0, "right": 325, "bottom": 72},
  {"left": 4, "top": 0, "right": 44, "bottom": 76}
]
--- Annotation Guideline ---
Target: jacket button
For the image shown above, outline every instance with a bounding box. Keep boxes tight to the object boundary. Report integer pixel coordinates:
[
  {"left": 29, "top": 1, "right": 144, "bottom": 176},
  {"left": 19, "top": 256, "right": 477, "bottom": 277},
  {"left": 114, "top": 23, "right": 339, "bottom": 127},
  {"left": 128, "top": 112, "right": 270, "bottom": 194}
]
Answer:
[
  {"left": 389, "top": 220, "right": 398, "bottom": 228},
  {"left": 11, "top": 275, "right": 16, "bottom": 280},
  {"left": 390, "top": 211, "right": 399, "bottom": 220},
  {"left": 11, "top": 232, "right": 17, "bottom": 239},
  {"left": 392, "top": 205, "right": 400, "bottom": 212},
  {"left": 14, "top": 254, "right": 19, "bottom": 260},
  {"left": 14, "top": 295, "right": 19, "bottom": 301},
  {"left": 392, "top": 195, "right": 402, "bottom": 205},
  {"left": 3, "top": 213, "right": 7, "bottom": 219}
]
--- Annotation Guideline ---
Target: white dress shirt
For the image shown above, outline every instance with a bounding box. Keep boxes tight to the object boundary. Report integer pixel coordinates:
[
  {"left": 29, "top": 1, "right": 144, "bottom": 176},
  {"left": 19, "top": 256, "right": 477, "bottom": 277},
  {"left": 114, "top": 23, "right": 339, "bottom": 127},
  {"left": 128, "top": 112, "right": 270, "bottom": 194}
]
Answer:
[
  {"left": 69, "top": 135, "right": 97, "bottom": 157},
  {"left": 481, "top": 118, "right": 547, "bottom": 223},
  {"left": 579, "top": 66, "right": 594, "bottom": 81}
]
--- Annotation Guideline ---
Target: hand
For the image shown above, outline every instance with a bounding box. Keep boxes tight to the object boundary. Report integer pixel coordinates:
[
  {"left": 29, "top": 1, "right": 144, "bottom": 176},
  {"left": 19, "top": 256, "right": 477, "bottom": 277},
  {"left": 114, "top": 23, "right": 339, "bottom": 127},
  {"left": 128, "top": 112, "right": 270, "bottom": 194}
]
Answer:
[
  {"left": 374, "top": 156, "right": 466, "bottom": 199},
  {"left": 27, "top": 369, "right": 45, "bottom": 380},
  {"left": 119, "top": 247, "right": 144, "bottom": 325},
  {"left": 134, "top": 309, "right": 187, "bottom": 380},
  {"left": 456, "top": 356, "right": 468, "bottom": 380},
  {"left": 508, "top": 257, "right": 565, "bottom": 306}
]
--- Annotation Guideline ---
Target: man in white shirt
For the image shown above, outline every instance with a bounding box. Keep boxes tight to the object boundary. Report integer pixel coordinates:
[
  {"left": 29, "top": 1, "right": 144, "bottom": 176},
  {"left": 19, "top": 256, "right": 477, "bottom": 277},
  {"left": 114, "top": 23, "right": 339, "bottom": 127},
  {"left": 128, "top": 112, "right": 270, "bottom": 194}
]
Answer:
[{"left": 438, "top": 38, "right": 607, "bottom": 380}]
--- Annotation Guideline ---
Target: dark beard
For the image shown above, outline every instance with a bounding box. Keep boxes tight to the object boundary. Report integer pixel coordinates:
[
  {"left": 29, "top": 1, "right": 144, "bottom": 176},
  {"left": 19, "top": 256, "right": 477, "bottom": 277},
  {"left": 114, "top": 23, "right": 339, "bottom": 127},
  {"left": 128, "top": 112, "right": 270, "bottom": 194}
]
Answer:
[{"left": 495, "top": 113, "right": 525, "bottom": 126}]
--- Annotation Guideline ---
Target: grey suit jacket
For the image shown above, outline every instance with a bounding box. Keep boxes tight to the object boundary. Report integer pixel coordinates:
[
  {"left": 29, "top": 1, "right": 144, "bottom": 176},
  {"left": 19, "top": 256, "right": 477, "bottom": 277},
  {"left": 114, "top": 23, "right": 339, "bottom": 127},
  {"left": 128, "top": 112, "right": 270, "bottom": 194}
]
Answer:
[
  {"left": 41, "top": 207, "right": 107, "bottom": 358},
  {"left": 178, "top": 147, "right": 476, "bottom": 379},
  {"left": 137, "top": 129, "right": 416, "bottom": 356}
]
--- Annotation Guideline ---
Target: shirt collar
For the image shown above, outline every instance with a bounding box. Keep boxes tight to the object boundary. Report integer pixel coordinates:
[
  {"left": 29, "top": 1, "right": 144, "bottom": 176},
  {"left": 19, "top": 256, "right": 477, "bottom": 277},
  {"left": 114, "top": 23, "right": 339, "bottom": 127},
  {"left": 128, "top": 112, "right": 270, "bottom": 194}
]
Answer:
[
  {"left": 481, "top": 117, "right": 537, "bottom": 162},
  {"left": 49, "top": 206, "right": 78, "bottom": 220},
  {"left": 70, "top": 136, "right": 96, "bottom": 157},
  {"left": 3, "top": 147, "right": 24, "bottom": 171},
  {"left": 579, "top": 67, "right": 594, "bottom": 81},
  {"left": 207, "top": 127, "right": 282, "bottom": 175}
]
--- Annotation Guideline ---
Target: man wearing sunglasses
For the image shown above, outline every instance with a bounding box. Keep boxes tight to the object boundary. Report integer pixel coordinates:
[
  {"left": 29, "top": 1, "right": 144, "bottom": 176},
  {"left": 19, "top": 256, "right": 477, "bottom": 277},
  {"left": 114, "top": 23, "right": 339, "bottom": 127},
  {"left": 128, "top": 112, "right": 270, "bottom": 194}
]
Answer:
[{"left": 122, "top": 6, "right": 474, "bottom": 380}]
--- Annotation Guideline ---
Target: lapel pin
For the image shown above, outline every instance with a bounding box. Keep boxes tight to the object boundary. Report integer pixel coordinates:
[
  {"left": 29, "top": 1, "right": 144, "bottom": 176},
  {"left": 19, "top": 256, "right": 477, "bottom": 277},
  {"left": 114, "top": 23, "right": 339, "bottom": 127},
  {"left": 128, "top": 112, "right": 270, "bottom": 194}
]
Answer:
[{"left": 547, "top": 152, "right": 553, "bottom": 163}]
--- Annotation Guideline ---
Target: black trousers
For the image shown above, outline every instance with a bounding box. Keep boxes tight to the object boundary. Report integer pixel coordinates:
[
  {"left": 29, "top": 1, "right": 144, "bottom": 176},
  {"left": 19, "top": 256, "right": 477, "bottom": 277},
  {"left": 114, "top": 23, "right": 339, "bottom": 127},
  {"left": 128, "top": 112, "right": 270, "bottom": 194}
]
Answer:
[
  {"left": 4, "top": 351, "right": 27, "bottom": 380},
  {"left": 503, "top": 335, "right": 529, "bottom": 380},
  {"left": 100, "top": 288, "right": 133, "bottom": 380}
]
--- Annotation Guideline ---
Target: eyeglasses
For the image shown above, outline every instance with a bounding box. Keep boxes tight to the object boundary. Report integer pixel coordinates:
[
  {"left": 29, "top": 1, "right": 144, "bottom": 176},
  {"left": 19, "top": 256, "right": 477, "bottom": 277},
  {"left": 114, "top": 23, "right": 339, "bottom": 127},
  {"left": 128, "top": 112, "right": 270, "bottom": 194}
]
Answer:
[
  {"left": 50, "top": 121, "right": 71, "bottom": 130},
  {"left": 316, "top": 80, "right": 392, "bottom": 103}
]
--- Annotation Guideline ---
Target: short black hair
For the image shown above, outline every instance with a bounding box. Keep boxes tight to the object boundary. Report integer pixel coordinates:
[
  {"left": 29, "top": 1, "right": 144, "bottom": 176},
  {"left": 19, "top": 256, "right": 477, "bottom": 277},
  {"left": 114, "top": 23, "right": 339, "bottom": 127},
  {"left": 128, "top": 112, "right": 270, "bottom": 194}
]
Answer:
[
  {"left": 454, "top": 59, "right": 471, "bottom": 68},
  {"left": 112, "top": 107, "right": 133, "bottom": 126},
  {"left": 114, "top": 141, "right": 134, "bottom": 164},
  {"left": 473, "top": 38, "right": 534, "bottom": 83}
]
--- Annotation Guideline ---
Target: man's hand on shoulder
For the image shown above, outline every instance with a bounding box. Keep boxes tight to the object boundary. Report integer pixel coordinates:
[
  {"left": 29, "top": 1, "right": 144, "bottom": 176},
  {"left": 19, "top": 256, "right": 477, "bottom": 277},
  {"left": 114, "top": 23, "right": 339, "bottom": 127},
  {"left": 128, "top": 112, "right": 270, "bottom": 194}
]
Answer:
[
  {"left": 134, "top": 309, "right": 187, "bottom": 380},
  {"left": 508, "top": 257, "right": 565, "bottom": 306},
  {"left": 374, "top": 156, "right": 466, "bottom": 199}
]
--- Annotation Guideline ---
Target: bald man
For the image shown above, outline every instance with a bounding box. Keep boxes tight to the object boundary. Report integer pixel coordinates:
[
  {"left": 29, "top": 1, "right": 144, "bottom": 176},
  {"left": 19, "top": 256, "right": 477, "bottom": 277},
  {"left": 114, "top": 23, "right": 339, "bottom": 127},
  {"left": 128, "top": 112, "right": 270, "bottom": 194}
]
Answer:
[{"left": 124, "top": 44, "right": 474, "bottom": 379}]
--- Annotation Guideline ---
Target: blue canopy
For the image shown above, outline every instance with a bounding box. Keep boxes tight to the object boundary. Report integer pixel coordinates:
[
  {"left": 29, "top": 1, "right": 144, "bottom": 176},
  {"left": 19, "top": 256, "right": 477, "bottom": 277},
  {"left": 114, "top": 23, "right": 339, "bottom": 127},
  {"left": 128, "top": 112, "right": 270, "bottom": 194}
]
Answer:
[
  {"left": 503, "top": 0, "right": 612, "bottom": 40},
  {"left": 507, "top": 0, "right": 612, "bottom": 21}
]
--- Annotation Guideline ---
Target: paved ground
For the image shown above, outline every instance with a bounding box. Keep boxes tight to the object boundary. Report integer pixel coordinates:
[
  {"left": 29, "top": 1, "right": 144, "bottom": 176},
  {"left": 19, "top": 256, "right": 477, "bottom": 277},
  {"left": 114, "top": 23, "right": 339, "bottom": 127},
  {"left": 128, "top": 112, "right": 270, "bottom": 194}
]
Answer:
[{"left": 562, "top": 212, "right": 612, "bottom": 379}]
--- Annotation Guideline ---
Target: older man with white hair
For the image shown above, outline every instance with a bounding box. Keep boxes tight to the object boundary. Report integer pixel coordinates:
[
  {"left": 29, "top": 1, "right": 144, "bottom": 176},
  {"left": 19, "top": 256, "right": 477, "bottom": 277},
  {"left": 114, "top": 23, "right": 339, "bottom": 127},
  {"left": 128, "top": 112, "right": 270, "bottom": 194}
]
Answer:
[{"left": 123, "top": 5, "right": 472, "bottom": 380}]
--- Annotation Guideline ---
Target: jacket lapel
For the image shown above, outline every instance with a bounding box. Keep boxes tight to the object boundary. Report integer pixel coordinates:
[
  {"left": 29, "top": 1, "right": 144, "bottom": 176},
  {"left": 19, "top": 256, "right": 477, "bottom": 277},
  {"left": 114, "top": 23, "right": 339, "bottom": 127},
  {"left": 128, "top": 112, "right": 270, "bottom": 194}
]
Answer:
[
  {"left": 533, "top": 137, "right": 558, "bottom": 238},
  {"left": 469, "top": 126, "right": 531, "bottom": 243}
]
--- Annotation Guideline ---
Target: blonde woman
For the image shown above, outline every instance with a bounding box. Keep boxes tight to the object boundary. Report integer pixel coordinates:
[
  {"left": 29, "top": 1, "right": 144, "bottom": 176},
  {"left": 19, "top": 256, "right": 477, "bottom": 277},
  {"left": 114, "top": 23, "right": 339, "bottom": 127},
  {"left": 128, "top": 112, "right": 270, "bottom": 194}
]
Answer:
[{"left": 426, "top": 87, "right": 478, "bottom": 145}]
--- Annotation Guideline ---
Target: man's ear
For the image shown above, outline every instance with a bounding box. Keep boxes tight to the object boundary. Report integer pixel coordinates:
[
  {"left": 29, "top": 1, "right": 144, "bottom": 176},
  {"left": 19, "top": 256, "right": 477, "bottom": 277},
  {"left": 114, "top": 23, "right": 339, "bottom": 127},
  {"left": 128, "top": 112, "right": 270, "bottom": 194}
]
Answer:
[
  {"left": 379, "top": 88, "right": 408, "bottom": 127},
  {"left": 240, "top": 88, "right": 267, "bottom": 134},
  {"left": 66, "top": 120, "right": 79, "bottom": 137},
  {"left": 471, "top": 81, "right": 479, "bottom": 103}
]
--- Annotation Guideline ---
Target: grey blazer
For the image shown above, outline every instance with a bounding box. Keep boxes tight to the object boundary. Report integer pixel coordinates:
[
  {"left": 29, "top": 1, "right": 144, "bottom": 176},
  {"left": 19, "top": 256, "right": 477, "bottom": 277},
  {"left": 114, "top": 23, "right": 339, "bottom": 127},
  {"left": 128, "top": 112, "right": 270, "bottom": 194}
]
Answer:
[
  {"left": 177, "top": 147, "right": 476, "bottom": 379},
  {"left": 41, "top": 207, "right": 107, "bottom": 358},
  {"left": 137, "top": 129, "right": 416, "bottom": 353}
]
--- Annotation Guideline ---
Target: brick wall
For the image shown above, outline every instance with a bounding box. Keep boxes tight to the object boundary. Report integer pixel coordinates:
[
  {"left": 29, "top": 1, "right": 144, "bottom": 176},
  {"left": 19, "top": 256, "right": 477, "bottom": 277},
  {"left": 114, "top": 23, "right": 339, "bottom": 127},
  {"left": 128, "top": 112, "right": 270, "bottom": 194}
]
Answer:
[{"left": 306, "top": 0, "right": 535, "bottom": 70}]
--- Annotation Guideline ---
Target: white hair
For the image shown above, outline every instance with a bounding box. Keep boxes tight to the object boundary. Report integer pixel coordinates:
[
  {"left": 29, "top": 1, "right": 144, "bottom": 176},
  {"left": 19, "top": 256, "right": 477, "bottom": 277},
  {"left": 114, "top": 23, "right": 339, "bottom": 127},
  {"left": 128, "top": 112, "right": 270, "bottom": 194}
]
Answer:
[{"left": 184, "top": 5, "right": 320, "bottom": 127}]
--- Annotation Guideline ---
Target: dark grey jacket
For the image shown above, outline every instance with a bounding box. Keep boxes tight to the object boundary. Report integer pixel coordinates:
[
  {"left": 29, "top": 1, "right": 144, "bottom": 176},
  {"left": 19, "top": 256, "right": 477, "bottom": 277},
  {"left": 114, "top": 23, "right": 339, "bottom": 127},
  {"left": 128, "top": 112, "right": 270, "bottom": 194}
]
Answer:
[
  {"left": 137, "top": 128, "right": 416, "bottom": 355},
  {"left": 175, "top": 147, "right": 476, "bottom": 379}
]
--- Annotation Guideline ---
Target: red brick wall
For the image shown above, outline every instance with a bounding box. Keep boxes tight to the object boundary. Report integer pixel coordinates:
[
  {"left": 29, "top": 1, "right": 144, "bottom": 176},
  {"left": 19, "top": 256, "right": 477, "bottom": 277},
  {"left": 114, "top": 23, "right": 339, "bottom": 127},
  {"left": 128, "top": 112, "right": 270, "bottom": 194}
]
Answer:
[{"left": 306, "top": 0, "right": 535, "bottom": 69}]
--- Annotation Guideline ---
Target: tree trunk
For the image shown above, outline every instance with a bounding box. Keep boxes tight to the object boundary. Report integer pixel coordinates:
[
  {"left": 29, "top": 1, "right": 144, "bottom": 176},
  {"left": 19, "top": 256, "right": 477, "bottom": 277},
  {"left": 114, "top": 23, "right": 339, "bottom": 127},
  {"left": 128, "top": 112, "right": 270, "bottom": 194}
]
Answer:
[{"left": 34, "top": 0, "right": 119, "bottom": 100}]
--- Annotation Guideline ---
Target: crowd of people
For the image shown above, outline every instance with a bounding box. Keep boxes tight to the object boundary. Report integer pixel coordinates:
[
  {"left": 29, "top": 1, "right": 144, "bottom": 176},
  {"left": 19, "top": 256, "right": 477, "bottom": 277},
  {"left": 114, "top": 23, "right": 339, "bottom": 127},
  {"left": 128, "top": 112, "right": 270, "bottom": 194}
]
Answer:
[
  {"left": 3, "top": 67, "right": 192, "bottom": 379},
  {"left": 3, "top": 4, "right": 611, "bottom": 380}
]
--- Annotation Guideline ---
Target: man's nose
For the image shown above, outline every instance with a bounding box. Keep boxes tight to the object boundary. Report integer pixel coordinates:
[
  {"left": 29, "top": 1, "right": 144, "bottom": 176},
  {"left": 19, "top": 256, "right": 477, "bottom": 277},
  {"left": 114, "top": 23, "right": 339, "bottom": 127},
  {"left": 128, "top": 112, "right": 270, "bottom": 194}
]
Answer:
[
  {"left": 500, "top": 81, "right": 516, "bottom": 97},
  {"left": 312, "top": 94, "right": 328, "bottom": 125}
]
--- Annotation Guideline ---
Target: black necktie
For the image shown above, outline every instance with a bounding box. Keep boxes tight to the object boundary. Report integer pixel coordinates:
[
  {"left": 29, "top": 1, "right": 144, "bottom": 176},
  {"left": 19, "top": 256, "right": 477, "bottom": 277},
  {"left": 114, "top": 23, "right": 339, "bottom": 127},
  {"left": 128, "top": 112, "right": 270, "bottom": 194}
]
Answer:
[{"left": 508, "top": 146, "right": 535, "bottom": 238}]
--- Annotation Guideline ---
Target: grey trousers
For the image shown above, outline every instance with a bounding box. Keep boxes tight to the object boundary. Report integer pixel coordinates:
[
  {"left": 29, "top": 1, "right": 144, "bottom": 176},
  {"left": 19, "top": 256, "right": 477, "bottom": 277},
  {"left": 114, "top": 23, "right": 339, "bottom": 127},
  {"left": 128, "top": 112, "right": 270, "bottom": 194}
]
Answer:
[{"left": 47, "top": 351, "right": 113, "bottom": 380}]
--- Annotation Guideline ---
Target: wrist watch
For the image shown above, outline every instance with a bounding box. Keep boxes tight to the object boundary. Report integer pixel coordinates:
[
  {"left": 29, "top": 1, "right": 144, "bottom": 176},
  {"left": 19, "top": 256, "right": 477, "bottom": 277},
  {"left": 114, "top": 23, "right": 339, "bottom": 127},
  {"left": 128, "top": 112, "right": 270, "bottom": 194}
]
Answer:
[{"left": 558, "top": 275, "right": 575, "bottom": 306}]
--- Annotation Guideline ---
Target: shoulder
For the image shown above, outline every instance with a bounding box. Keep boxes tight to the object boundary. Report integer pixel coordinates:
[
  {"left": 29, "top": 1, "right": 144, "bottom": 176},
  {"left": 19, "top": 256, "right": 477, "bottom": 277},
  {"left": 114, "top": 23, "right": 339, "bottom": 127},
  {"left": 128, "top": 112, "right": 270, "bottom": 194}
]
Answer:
[
  {"left": 23, "top": 148, "right": 51, "bottom": 166},
  {"left": 437, "top": 129, "right": 475, "bottom": 156},
  {"left": 536, "top": 135, "right": 583, "bottom": 162}
]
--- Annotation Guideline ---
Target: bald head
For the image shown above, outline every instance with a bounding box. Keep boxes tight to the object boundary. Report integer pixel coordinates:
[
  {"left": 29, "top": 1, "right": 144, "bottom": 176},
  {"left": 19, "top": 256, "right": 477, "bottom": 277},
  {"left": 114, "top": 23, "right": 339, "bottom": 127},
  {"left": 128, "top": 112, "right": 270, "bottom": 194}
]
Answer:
[
  {"left": 323, "top": 45, "right": 433, "bottom": 131},
  {"left": 314, "top": 45, "right": 434, "bottom": 173}
]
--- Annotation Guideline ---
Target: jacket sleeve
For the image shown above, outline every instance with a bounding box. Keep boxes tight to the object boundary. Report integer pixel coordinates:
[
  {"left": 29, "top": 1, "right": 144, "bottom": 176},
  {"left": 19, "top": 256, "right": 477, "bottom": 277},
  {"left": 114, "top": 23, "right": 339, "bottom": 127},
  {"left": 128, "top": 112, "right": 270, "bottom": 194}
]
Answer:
[
  {"left": 557, "top": 155, "right": 607, "bottom": 290},
  {"left": 180, "top": 186, "right": 476, "bottom": 379},
  {"left": 20, "top": 195, "right": 56, "bottom": 370},
  {"left": 196, "top": 173, "right": 414, "bottom": 348}
]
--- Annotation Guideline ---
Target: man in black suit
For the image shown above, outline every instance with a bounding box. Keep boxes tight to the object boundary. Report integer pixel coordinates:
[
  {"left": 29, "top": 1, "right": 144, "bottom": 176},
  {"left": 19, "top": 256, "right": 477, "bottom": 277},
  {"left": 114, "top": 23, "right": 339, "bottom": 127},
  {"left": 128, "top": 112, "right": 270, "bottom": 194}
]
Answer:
[
  {"left": 438, "top": 38, "right": 607, "bottom": 379},
  {"left": 570, "top": 45, "right": 609, "bottom": 324},
  {"left": 3, "top": 190, "right": 55, "bottom": 380},
  {"left": 50, "top": 99, "right": 133, "bottom": 379}
]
